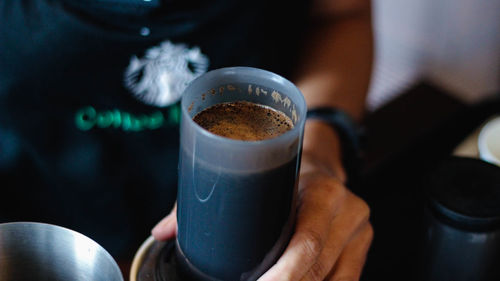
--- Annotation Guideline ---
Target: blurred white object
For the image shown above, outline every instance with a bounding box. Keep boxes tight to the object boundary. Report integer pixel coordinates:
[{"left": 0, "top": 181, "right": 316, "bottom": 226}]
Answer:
[
  {"left": 367, "top": 0, "right": 500, "bottom": 111},
  {"left": 124, "top": 41, "right": 209, "bottom": 107},
  {"left": 478, "top": 116, "right": 500, "bottom": 166}
]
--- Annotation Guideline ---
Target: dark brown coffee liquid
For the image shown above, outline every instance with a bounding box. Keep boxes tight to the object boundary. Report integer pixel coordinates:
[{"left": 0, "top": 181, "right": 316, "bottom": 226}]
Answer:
[{"left": 193, "top": 101, "right": 294, "bottom": 141}]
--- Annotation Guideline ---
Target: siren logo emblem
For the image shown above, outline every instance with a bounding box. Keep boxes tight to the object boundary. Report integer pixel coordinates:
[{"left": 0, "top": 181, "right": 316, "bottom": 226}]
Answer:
[
  {"left": 76, "top": 41, "right": 206, "bottom": 132},
  {"left": 124, "top": 40, "right": 209, "bottom": 107}
]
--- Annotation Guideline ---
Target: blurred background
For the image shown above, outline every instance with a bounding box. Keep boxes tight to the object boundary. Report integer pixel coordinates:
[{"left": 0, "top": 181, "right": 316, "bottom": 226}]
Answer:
[
  {"left": 367, "top": 0, "right": 500, "bottom": 111},
  {"left": 358, "top": 1, "right": 500, "bottom": 280}
]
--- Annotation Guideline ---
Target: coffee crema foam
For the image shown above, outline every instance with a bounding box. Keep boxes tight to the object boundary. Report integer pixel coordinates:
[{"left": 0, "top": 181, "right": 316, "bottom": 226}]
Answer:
[{"left": 193, "top": 101, "right": 294, "bottom": 141}]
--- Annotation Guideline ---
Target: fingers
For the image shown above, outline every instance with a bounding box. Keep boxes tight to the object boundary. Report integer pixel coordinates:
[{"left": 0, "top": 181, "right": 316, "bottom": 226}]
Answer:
[
  {"left": 259, "top": 175, "right": 372, "bottom": 281},
  {"left": 300, "top": 192, "right": 372, "bottom": 281},
  {"left": 326, "top": 223, "right": 373, "bottom": 281},
  {"left": 258, "top": 176, "right": 346, "bottom": 281},
  {"left": 151, "top": 203, "right": 177, "bottom": 241}
]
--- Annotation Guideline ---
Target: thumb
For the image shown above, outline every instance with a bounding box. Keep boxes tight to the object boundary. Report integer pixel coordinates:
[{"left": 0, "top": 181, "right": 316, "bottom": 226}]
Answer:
[{"left": 151, "top": 203, "right": 177, "bottom": 241}]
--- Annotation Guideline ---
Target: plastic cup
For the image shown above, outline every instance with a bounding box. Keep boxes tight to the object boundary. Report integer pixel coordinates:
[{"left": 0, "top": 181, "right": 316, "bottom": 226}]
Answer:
[{"left": 176, "top": 67, "right": 306, "bottom": 280}]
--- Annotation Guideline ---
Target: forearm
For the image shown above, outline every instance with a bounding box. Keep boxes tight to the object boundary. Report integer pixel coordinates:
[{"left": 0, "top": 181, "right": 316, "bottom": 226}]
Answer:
[
  {"left": 294, "top": 3, "right": 373, "bottom": 179},
  {"left": 294, "top": 4, "right": 373, "bottom": 121}
]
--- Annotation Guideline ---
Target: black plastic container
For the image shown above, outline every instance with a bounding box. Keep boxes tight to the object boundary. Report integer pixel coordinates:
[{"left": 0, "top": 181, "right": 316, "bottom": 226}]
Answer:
[{"left": 423, "top": 156, "right": 500, "bottom": 281}]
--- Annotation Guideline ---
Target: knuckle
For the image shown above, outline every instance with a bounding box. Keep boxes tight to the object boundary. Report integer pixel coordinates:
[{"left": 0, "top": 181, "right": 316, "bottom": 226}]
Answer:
[
  {"left": 308, "top": 261, "right": 328, "bottom": 281},
  {"left": 300, "top": 230, "right": 324, "bottom": 261},
  {"left": 365, "top": 223, "right": 374, "bottom": 242},
  {"left": 326, "top": 177, "right": 347, "bottom": 198},
  {"left": 352, "top": 196, "right": 371, "bottom": 222},
  {"left": 358, "top": 200, "right": 371, "bottom": 221},
  {"left": 331, "top": 277, "right": 357, "bottom": 281},
  {"left": 321, "top": 178, "right": 348, "bottom": 209}
]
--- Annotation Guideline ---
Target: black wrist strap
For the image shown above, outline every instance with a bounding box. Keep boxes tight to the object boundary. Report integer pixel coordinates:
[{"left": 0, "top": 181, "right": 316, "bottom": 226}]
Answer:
[{"left": 306, "top": 107, "right": 364, "bottom": 185}]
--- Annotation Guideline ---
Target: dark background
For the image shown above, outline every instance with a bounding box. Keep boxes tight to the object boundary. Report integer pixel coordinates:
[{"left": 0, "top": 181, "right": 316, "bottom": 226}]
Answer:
[{"left": 356, "top": 81, "right": 499, "bottom": 280}]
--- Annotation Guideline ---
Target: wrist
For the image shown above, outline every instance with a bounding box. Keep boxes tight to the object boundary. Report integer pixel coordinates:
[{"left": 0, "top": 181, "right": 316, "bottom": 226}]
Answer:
[
  {"left": 304, "top": 107, "right": 364, "bottom": 185},
  {"left": 302, "top": 119, "right": 347, "bottom": 183}
]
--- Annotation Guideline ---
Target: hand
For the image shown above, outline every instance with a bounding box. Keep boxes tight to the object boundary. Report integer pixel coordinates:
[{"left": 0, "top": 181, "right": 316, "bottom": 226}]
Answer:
[
  {"left": 256, "top": 120, "right": 373, "bottom": 281},
  {"left": 152, "top": 162, "right": 372, "bottom": 281},
  {"left": 257, "top": 154, "right": 373, "bottom": 281},
  {"left": 152, "top": 121, "right": 373, "bottom": 281}
]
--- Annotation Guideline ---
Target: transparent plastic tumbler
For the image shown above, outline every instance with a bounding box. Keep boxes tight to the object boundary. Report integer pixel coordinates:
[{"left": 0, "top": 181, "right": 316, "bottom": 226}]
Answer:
[{"left": 176, "top": 67, "right": 306, "bottom": 281}]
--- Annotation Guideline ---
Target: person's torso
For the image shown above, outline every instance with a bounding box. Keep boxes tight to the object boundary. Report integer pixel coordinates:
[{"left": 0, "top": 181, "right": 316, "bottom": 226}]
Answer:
[{"left": 0, "top": 0, "right": 308, "bottom": 258}]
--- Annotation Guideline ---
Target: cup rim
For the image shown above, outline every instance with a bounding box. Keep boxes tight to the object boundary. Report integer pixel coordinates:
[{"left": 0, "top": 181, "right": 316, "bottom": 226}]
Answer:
[
  {"left": 130, "top": 236, "right": 156, "bottom": 281},
  {"left": 180, "top": 66, "right": 307, "bottom": 147}
]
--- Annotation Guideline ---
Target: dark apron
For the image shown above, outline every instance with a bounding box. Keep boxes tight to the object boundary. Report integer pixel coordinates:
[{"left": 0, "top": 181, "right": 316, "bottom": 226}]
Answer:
[{"left": 0, "top": 0, "right": 307, "bottom": 259}]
